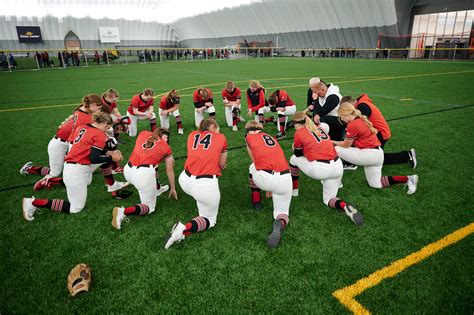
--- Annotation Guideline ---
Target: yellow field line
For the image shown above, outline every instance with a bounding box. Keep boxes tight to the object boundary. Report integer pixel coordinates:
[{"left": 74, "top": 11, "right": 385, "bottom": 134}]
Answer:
[
  {"left": 332, "top": 222, "right": 474, "bottom": 314},
  {"left": 0, "top": 70, "right": 473, "bottom": 113}
]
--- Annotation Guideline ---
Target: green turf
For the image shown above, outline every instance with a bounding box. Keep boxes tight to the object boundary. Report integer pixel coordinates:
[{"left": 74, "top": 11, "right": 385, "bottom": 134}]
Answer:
[{"left": 0, "top": 58, "right": 473, "bottom": 313}]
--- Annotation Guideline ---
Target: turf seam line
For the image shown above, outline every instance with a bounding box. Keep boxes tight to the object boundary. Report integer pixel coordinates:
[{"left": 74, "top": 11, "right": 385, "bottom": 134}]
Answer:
[
  {"left": 1, "top": 70, "right": 473, "bottom": 112},
  {"left": 332, "top": 222, "right": 474, "bottom": 314}
]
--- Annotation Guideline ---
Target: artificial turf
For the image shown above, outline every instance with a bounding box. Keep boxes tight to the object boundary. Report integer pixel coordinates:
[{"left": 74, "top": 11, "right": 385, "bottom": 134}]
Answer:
[{"left": 0, "top": 58, "right": 473, "bottom": 313}]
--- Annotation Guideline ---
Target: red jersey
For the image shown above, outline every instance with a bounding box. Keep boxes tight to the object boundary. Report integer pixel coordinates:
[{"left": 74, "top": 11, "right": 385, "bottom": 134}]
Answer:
[
  {"left": 65, "top": 124, "right": 107, "bottom": 165},
  {"left": 101, "top": 94, "right": 117, "bottom": 111},
  {"left": 346, "top": 118, "right": 381, "bottom": 149},
  {"left": 55, "top": 115, "right": 74, "bottom": 141},
  {"left": 273, "top": 90, "right": 295, "bottom": 107},
  {"left": 222, "top": 88, "right": 241, "bottom": 102},
  {"left": 193, "top": 89, "right": 213, "bottom": 108},
  {"left": 246, "top": 88, "right": 266, "bottom": 111},
  {"left": 184, "top": 131, "right": 227, "bottom": 176},
  {"left": 293, "top": 127, "right": 336, "bottom": 161},
  {"left": 159, "top": 95, "right": 179, "bottom": 110},
  {"left": 128, "top": 131, "right": 173, "bottom": 166},
  {"left": 245, "top": 132, "right": 289, "bottom": 172},
  {"left": 355, "top": 94, "right": 391, "bottom": 141},
  {"left": 127, "top": 94, "right": 154, "bottom": 115},
  {"left": 67, "top": 109, "right": 92, "bottom": 142}
]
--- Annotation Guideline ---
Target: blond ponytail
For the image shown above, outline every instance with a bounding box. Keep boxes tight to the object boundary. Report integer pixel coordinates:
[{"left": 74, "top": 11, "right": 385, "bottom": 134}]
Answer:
[{"left": 338, "top": 102, "right": 378, "bottom": 135}]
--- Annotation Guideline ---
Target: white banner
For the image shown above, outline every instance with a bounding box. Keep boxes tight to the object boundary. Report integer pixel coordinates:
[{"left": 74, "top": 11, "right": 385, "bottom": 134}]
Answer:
[{"left": 99, "top": 27, "right": 120, "bottom": 43}]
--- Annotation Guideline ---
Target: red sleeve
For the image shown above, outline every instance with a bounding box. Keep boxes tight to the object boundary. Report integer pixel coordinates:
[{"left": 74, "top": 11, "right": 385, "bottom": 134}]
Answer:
[
  {"left": 280, "top": 91, "right": 288, "bottom": 102},
  {"left": 131, "top": 96, "right": 140, "bottom": 108},
  {"left": 236, "top": 88, "right": 242, "bottom": 99},
  {"left": 293, "top": 131, "right": 302, "bottom": 149},
  {"left": 159, "top": 97, "right": 166, "bottom": 110},
  {"left": 345, "top": 121, "right": 359, "bottom": 140},
  {"left": 258, "top": 90, "right": 266, "bottom": 108},
  {"left": 148, "top": 98, "right": 154, "bottom": 106},
  {"left": 221, "top": 89, "right": 227, "bottom": 99},
  {"left": 193, "top": 90, "right": 199, "bottom": 102}
]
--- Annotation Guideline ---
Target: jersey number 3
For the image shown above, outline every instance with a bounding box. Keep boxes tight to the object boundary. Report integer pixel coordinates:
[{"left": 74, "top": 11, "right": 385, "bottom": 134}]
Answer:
[
  {"left": 192, "top": 133, "right": 212, "bottom": 150},
  {"left": 73, "top": 128, "right": 86, "bottom": 144}
]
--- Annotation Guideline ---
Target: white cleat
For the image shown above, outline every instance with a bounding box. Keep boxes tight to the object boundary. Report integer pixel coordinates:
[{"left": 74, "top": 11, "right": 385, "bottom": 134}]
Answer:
[
  {"left": 112, "top": 207, "right": 126, "bottom": 230},
  {"left": 239, "top": 115, "right": 246, "bottom": 122},
  {"left": 107, "top": 181, "right": 129, "bottom": 193},
  {"left": 178, "top": 128, "right": 184, "bottom": 135},
  {"left": 164, "top": 221, "right": 186, "bottom": 249},
  {"left": 407, "top": 175, "right": 419, "bottom": 195},
  {"left": 292, "top": 189, "right": 299, "bottom": 197},
  {"left": 408, "top": 148, "right": 417, "bottom": 169},
  {"left": 344, "top": 203, "right": 363, "bottom": 226},
  {"left": 232, "top": 125, "right": 238, "bottom": 132},
  {"left": 20, "top": 162, "right": 33, "bottom": 175},
  {"left": 339, "top": 181, "right": 344, "bottom": 188},
  {"left": 22, "top": 197, "right": 37, "bottom": 221},
  {"left": 157, "top": 184, "right": 170, "bottom": 197}
]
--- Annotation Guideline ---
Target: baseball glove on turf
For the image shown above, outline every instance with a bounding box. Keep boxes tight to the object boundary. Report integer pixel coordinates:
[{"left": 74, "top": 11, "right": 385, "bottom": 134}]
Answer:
[
  {"left": 67, "top": 263, "right": 91, "bottom": 297},
  {"left": 112, "top": 189, "right": 133, "bottom": 199}
]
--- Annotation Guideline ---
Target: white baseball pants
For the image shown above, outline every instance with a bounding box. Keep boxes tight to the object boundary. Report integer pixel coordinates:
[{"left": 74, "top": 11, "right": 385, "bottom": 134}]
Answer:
[
  {"left": 224, "top": 104, "right": 241, "bottom": 127},
  {"left": 178, "top": 170, "right": 220, "bottom": 227},
  {"left": 124, "top": 164, "right": 158, "bottom": 213},
  {"left": 62, "top": 163, "right": 101, "bottom": 213},
  {"left": 249, "top": 163, "right": 292, "bottom": 219},
  {"left": 159, "top": 108, "right": 180, "bottom": 129},
  {"left": 194, "top": 106, "right": 216, "bottom": 128},
  {"left": 47, "top": 137, "right": 69, "bottom": 177},
  {"left": 335, "top": 146, "right": 384, "bottom": 188},
  {"left": 126, "top": 112, "right": 157, "bottom": 137},
  {"left": 290, "top": 155, "right": 343, "bottom": 205}
]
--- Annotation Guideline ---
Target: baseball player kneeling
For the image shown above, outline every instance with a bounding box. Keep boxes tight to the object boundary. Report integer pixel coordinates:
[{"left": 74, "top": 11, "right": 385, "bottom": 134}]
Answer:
[
  {"left": 126, "top": 88, "right": 157, "bottom": 137},
  {"left": 22, "top": 112, "right": 127, "bottom": 221},
  {"left": 159, "top": 89, "right": 184, "bottom": 135},
  {"left": 193, "top": 87, "right": 216, "bottom": 128},
  {"left": 164, "top": 119, "right": 227, "bottom": 249},
  {"left": 245, "top": 120, "right": 292, "bottom": 248},
  {"left": 289, "top": 112, "right": 363, "bottom": 226},
  {"left": 222, "top": 81, "right": 244, "bottom": 131},
  {"left": 112, "top": 128, "right": 178, "bottom": 230},
  {"left": 333, "top": 103, "right": 418, "bottom": 194}
]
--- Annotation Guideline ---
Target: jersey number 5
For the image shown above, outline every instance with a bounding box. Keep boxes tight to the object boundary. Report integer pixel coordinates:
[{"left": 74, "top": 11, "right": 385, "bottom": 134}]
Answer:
[
  {"left": 73, "top": 128, "right": 86, "bottom": 144},
  {"left": 192, "top": 133, "right": 212, "bottom": 150}
]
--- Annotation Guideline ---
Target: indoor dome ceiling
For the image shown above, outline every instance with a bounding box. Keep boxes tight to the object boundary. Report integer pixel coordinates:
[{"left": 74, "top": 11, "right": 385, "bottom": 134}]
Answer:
[{"left": 1, "top": 0, "right": 259, "bottom": 23}]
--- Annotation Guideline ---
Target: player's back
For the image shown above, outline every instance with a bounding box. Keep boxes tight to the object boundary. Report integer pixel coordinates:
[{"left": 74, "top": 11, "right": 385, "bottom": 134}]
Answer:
[
  {"left": 246, "top": 132, "right": 288, "bottom": 172},
  {"left": 184, "top": 130, "right": 227, "bottom": 176}
]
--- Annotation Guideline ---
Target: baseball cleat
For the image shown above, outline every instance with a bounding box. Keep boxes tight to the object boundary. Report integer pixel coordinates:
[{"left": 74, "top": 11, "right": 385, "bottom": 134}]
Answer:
[
  {"left": 276, "top": 132, "right": 285, "bottom": 140},
  {"left": 344, "top": 203, "right": 363, "bottom": 226},
  {"left": 112, "top": 207, "right": 126, "bottom": 230},
  {"left": 107, "top": 181, "right": 130, "bottom": 193},
  {"left": 343, "top": 162, "right": 358, "bottom": 171},
  {"left": 164, "top": 221, "right": 186, "bottom": 249},
  {"left": 33, "top": 177, "right": 50, "bottom": 191},
  {"left": 20, "top": 162, "right": 33, "bottom": 175},
  {"left": 339, "top": 181, "right": 344, "bottom": 189},
  {"left": 406, "top": 175, "right": 419, "bottom": 195},
  {"left": 238, "top": 116, "right": 246, "bottom": 122},
  {"left": 232, "top": 125, "right": 238, "bottom": 132},
  {"left": 408, "top": 148, "right": 417, "bottom": 169},
  {"left": 253, "top": 202, "right": 263, "bottom": 211},
  {"left": 267, "top": 220, "right": 284, "bottom": 248},
  {"left": 157, "top": 184, "right": 170, "bottom": 197},
  {"left": 292, "top": 189, "right": 299, "bottom": 197},
  {"left": 22, "top": 197, "right": 37, "bottom": 221},
  {"left": 178, "top": 128, "right": 184, "bottom": 135},
  {"left": 112, "top": 166, "right": 124, "bottom": 174}
]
